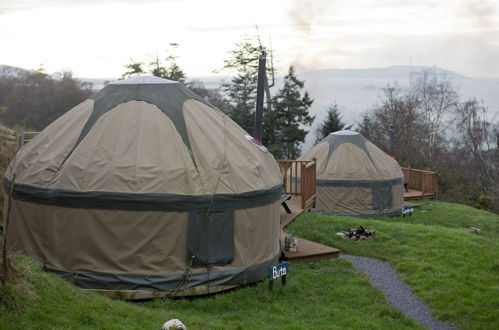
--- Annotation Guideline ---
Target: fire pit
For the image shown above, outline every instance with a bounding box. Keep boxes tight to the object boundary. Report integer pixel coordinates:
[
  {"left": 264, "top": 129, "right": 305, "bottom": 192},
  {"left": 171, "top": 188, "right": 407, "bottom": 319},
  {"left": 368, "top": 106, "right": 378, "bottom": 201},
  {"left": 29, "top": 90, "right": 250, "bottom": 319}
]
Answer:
[{"left": 337, "top": 226, "right": 374, "bottom": 241}]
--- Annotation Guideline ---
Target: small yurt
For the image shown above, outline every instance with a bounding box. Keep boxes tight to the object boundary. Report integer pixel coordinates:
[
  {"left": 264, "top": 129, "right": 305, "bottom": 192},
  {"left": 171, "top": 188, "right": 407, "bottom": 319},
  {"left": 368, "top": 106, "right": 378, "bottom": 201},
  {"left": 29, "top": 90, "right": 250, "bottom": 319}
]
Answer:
[
  {"left": 3, "top": 76, "right": 283, "bottom": 299},
  {"left": 299, "top": 130, "right": 404, "bottom": 217}
]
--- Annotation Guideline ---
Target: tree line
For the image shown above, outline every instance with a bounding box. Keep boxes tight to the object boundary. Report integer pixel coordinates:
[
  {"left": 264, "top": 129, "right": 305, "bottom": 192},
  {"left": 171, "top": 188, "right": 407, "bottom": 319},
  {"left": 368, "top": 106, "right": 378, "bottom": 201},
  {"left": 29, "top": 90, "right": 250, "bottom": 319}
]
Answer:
[
  {"left": 0, "top": 37, "right": 497, "bottom": 212},
  {"left": 358, "top": 72, "right": 498, "bottom": 211},
  {"left": 0, "top": 68, "right": 92, "bottom": 131}
]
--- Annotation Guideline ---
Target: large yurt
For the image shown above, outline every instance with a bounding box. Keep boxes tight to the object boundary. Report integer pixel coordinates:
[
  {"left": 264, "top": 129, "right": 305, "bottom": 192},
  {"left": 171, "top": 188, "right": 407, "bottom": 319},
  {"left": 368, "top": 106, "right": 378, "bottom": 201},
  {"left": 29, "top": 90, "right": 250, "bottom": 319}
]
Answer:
[
  {"left": 299, "top": 130, "right": 404, "bottom": 217},
  {"left": 3, "top": 76, "right": 283, "bottom": 299}
]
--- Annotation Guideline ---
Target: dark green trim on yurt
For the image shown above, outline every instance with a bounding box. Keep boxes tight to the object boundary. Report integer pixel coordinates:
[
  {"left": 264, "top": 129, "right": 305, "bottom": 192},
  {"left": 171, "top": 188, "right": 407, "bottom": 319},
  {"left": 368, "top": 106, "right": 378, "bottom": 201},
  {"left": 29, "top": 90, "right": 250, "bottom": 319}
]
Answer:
[
  {"left": 3, "top": 178, "right": 282, "bottom": 212},
  {"left": 46, "top": 253, "right": 280, "bottom": 291}
]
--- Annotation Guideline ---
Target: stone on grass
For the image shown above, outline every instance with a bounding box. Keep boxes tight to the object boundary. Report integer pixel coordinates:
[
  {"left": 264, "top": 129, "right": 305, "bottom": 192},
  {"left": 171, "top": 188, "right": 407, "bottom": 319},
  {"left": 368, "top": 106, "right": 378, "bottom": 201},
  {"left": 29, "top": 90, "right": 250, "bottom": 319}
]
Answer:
[{"left": 162, "top": 319, "right": 187, "bottom": 330}]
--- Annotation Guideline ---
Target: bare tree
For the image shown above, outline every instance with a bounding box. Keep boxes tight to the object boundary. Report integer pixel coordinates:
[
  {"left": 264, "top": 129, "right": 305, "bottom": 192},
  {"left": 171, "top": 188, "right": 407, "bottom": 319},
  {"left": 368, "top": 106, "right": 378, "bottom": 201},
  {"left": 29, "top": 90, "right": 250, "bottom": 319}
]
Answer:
[
  {"left": 358, "top": 85, "right": 428, "bottom": 167},
  {"left": 412, "top": 71, "right": 458, "bottom": 166},
  {"left": 455, "top": 99, "right": 498, "bottom": 195}
]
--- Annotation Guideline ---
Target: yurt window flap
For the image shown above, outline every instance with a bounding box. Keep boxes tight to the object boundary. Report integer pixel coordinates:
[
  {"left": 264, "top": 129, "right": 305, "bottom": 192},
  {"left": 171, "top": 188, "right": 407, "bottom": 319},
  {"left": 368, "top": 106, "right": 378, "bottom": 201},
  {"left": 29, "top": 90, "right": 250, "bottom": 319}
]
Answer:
[
  {"left": 372, "top": 183, "right": 393, "bottom": 210},
  {"left": 187, "top": 210, "right": 235, "bottom": 268}
]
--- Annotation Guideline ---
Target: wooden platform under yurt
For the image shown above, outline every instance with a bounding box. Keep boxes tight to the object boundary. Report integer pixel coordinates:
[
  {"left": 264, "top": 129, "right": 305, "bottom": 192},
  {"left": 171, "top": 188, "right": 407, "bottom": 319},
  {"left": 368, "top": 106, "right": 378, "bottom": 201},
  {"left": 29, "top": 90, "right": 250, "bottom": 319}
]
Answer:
[{"left": 280, "top": 195, "right": 341, "bottom": 263}]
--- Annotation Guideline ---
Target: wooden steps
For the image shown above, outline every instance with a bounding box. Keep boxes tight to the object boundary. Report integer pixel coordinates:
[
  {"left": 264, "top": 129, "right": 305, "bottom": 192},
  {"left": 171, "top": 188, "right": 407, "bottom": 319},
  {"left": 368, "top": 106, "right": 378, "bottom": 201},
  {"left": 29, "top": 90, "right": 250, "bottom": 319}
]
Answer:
[
  {"left": 280, "top": 195, "right": 341, "bottom": 263},
  {"left": 283, "top": 237, "right": 340, "bottom": 263}
]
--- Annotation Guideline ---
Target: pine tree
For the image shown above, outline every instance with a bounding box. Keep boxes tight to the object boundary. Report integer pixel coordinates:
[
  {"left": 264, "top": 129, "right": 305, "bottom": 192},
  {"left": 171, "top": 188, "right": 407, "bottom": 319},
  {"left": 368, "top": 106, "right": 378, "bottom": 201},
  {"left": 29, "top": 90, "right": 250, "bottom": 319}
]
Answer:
[
  {"left": 223, "top": 73, "right": 257, "bottom": 133},
  {"left": 271, "top": 66, "right": 314, "bottom": 159},
  {"left": 121, "top": 59, "right": 144, "bottom": 79},
  {"left": 149, "top": 55, "right": 168, "bottom": 78},
  {"left": 316, "top": 103, "right": 351, "bottom": 142},
  {"left": 219, "top": 39, "right": 262, "bottom": 133},
  {"left": 164, "top": 43, "right": 186, "bottom": 83},
  {"left": 219, "top": 36, "right": 275, "bottom": 135},
  {"left": 121, "top": 43, "right": 186, "bottom": 83}
]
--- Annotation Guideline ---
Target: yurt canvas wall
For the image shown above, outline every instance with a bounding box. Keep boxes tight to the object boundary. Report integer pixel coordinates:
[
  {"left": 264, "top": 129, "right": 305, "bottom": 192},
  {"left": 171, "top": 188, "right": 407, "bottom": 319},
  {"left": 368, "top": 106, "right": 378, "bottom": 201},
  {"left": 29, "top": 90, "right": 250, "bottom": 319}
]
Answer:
[
  {"left": 298, "top": 130, "right": 404, "bottom": 217},
  {"left": 3, "top": 76, "right": 283, "bottom": 299}
]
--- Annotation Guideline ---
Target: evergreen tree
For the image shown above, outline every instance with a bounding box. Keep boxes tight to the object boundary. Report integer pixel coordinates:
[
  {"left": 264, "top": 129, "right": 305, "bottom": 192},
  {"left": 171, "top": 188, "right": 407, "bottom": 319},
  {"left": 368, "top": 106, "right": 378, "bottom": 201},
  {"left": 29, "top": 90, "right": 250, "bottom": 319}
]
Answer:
[
  {"left": 219, "top": 39, "right": 263, "bottom": 133},
  {"left": 121, "top": 59, "right": 144, "bottom": 79},
  {"left": 164, "top": 43, "right": 186, "bottom": 83},
  {"left": 316, "top": 103, "right": 351, "bottom": 142},
  {"left": 149, "top": 55, "right": 168, "bottom": 78},
  {"left": 219, "top": 36, "right": 274, "bottom": 135},
  {"left": 224, "top": 73, "right": 257, "bottom": 133},
  {"left": 271, "top": 66, "right": 314, "bottom": 159},
  {"left": 121, "top": 43, "right": 186, "bottom": 83}
]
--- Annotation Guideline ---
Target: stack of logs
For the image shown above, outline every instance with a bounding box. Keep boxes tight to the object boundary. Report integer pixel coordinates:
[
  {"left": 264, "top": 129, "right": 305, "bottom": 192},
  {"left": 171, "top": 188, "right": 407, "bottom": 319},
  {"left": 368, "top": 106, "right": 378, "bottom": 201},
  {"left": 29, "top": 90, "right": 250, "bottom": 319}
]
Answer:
[{"left": 337, "top": 226, "right": 374, "bottom": 241}]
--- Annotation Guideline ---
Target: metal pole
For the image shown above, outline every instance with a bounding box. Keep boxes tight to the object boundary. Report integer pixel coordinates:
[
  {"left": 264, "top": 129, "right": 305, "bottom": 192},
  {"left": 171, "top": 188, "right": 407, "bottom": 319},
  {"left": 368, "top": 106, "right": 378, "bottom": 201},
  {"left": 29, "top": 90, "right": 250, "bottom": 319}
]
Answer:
[{"left": 254, "top": 52, "right": 266, "bottom": 143}]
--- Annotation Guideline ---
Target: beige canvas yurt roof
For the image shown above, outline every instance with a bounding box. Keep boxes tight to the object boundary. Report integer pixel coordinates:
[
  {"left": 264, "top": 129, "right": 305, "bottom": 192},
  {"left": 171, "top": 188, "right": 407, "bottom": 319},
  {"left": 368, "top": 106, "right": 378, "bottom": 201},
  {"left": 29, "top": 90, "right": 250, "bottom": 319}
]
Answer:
[
  {"left": 299, "top": 130, "right": 404, "bottom": 216},
  {"left": 3, "top": 76, "right": 283, "bottom": 298}
]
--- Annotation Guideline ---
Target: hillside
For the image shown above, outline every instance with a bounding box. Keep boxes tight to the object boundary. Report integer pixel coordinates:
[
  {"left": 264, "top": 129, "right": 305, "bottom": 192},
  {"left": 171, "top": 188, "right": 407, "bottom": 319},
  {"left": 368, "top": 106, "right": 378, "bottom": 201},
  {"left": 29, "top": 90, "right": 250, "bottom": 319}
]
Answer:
[
  {"left": 1, "top": 201, "right": 499, "bottom": 329},
  {"left": 287, "top": 201, "right": 499, "bottom": 329}
]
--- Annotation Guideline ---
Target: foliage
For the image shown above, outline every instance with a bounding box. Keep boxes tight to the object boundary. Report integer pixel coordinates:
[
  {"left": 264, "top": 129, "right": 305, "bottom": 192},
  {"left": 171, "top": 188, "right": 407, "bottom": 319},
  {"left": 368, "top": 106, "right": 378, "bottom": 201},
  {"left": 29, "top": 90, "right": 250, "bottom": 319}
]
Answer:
[
  {"left": 219, "top": 37, "right": 268, "bottom": 134},
  {"left": 121, "top": 59, "right": 145, "bottom": 79},
  {"left": 357, "top": 84, "right": 429, "bottom": 168},
  {"left": 0, "top": 72, "right": 92, "bottom": 131},
  {"left": 413, "top": 72, "right": 458, "bottom": 166},
  {"left": 315, "top": 102, "right": 351, "bottom": 142},
  {"left": 453, "top": 98, "right": 498, "bottom": 195},
  {"left": 269, "top": 66, "right": 314, "bottom": 159},
  {"left": 357, "top": 73, "right": 498, "bottom": 212},
  {"left": 287, "top": 201, "right": 499, "bottom": 329},
  {"left": 121, "top": 43, "right": 186, "bottom": 83},
  {"left": 0, "top": 254, "right": 37, "bottom": 312},
  {"left": 0, "top": 251, "right": 418, "bottom": 329}
]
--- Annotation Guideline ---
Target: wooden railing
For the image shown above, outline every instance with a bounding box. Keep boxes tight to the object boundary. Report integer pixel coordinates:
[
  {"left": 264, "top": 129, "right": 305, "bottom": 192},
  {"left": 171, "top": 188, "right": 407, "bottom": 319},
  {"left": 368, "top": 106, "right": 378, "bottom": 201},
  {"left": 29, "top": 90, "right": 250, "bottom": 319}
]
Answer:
[
  {"left": 0, "top": 124, "right": 16, "bottom": 144},
  {"left": 402, "top": 167, "right": 438, "bottom": 198},
  {"left": 19, "top": 131, "right": 39, "bottom": 146},
  {"left": 277, "top": 159, "right": 317, "bottom": 210}
]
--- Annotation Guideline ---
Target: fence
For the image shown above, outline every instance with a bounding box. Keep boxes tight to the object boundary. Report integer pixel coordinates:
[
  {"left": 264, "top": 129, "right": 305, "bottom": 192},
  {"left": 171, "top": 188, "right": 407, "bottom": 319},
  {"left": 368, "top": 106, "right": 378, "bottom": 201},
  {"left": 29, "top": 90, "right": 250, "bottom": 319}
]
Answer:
[
  {"left": 0, "top": 125, "right": 40, "bottom": 146},
  {"left": 19, "top": 132, "right": 39, "bottom": 146},
  {"left": 0, "top": 124, "right": 16, "bottom": 144},
  {"left": 401, "top": 167, "right": 438, "bottom": 199},
  {"left": 277, "top": 159, "right": 317, "bottom": 210}
]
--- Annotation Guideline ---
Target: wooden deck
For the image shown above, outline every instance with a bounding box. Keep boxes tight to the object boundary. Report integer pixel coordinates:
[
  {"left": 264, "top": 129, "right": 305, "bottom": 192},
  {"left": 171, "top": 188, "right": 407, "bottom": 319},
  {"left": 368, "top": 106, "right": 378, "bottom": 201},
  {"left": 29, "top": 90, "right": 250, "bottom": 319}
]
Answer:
[
  {"left": 402, "top": 168, "right": 438, "bottom": 200},
  {"left": 280, "top": 195, "right": 341, "bottom": 263},
  {"left": 404, "top": 188, "right": 437, "bottom": 200}
]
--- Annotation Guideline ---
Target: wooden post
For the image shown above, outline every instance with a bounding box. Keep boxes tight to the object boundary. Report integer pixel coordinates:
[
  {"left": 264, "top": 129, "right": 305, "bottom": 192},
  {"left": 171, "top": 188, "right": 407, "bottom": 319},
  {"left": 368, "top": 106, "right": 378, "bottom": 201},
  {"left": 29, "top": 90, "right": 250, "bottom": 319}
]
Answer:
[{"left": 300, "top": 161, "right": 306, "bottom": 209}]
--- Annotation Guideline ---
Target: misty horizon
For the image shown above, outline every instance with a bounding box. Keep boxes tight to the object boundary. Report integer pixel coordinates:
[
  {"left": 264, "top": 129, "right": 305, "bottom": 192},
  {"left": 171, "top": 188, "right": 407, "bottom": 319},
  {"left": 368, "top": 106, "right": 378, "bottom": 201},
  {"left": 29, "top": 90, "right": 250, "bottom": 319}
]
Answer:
[{"left": 1, "top": 0, "right": 498, "bottom": 78}]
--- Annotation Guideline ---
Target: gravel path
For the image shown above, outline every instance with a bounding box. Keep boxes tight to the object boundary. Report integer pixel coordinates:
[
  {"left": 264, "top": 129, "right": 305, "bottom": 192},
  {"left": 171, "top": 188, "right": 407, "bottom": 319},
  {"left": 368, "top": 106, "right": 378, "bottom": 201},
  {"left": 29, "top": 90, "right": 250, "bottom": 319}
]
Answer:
[{"left": 341, "top": 254, "right": 454, "bottom": 330}]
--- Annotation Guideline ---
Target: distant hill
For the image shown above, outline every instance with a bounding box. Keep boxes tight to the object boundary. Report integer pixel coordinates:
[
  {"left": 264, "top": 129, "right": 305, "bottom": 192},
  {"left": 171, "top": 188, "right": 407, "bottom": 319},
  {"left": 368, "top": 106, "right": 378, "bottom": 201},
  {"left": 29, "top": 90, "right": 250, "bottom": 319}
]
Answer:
[
  {"left": 0, "top": 64, "right": 30, "bottom": 77},
  {"left": 300, "top": 65, "right": 466, "bottom": 80}
]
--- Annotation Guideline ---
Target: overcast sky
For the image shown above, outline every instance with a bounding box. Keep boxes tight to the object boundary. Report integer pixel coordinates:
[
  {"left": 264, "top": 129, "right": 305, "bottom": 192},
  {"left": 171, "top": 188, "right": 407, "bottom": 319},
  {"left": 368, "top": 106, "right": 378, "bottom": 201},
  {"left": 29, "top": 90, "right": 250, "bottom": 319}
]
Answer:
[{"left": 1, "top": 0, "right": 498, "bottom": 79}]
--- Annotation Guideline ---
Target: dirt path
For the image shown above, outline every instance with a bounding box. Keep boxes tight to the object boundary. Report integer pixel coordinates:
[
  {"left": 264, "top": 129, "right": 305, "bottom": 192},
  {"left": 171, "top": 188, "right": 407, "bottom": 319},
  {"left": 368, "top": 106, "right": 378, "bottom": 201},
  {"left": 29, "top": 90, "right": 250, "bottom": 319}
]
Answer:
[{"left": 342, "top": 254, "right": 454, "bottom": 330}]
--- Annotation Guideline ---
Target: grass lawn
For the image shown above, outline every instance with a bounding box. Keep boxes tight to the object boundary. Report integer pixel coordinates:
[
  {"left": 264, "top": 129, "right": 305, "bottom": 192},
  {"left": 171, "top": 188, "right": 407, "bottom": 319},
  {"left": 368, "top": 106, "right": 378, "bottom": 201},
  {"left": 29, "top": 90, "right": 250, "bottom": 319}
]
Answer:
[
  {"left": 286, "top": 201, "right": 499, "bottom": 329},
  {"left": 0, "top": 255, "right": 418, "bottom": 329}
]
